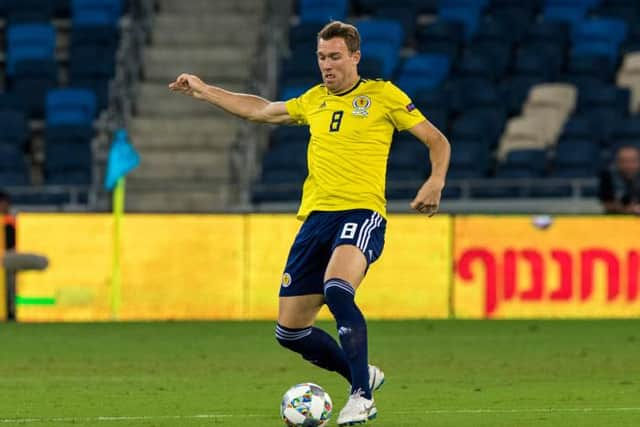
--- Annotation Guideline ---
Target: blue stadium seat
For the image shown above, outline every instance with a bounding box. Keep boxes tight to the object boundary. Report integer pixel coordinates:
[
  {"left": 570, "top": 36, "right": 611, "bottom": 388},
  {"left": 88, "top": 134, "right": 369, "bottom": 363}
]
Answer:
[
  {"left": 448, "top": 140, "right": 491, "bottom": 178},
  {"left": 497, "top": 149, "right": 547, "bottom": 177},
  {"left": 560, "top": 116, "right": 595, "bottom": 140},
  {"left": 499, "top": 75, "right": 545, "bottom": 115},
  {"left": 584, "top": 108, "right": 625, "bottom": 145},
  {"left": 373, "top": 7, "right": 416, "bottom": 42},
  {"left": 514, "top": 49, "right": 557, "bottom": 80},
  {"left": 414, "top": 87, "right": 451, "bottom": 110},
  {"left": 289, "top": 23, "right": 319, "bottom": 50},
  {"left": 545, "top": 0, "right": 600, "bottom": 7},
  {"left": 466, "top": 42, "right": 511, "bottom": 78},
  {"left": 45, "top": 141, "right": 92, "bottom": 166},
  {"left": 611, "top": 118, "right": 640, "bottom": 142},
  {"left": 6, "top": 23, "right": 56, "bottom": 75},
  {"left": 572, "top": 18, "right": 628, "bottom": 46},
  {"left": 54, "top": 0, "right": 71, "bottom": 17},
  {"left": 12, "top": 59, "right": 58, "bottom": 118},
  {"left": 450, "top": 113, "right": 494, "bottom": 147},
  {"left": 46, "top": 89, "right": 97, "bottom": 126},
  {"left": 420, "top": 107, "right": 449, "bottom": 130},
  {"left": 386, "top": 135, "right": 430, "bottom": 198},
  {"left": 44, "top": 139, "right": 93, "bottom": 185},
  {"left": 0, "top": 110, "right": 28, "bottom": 146},
  {"left": 487, "top": 6, "right": 535, "bottom": 41},
  {"left": 282, "top": 47, "right": 319, "bottom": 82},
  {"left": 577, "top": 84, "right": 630, "bottom": 114},
  {"left": 45, "top": 124, "right": 94, "bottom": 145},
  {"left": 572, "top": 40, "right": 620, "bottom": 63},
  {"left": 524, "top": 21, "right": 570, "bottom": 45},
  {"left": 359, "top": 0, "right": 437, "bottom": 14},
  {"left": 72, "top": 0, "right": 123, "bottom": 27},
  {"left": 438, "top": 5, "right": 483, "bottom": 39},
  {"left": 552, "top": 138, "right": 600, "bottom": 177},
  {"left": 5, "top": 0, "right": 54, "bottom": 22},
  {"left": 360, "top": 41, "right": 399, "bottom": 78},
  {"left": 0, "top": 93, "right": 24, "bottom": 112},
  {"left": 543, "top": 5, "right": 588, "bottom": 27},
  {"left": 593, "top": 3, "right": 639, "bottom": 25},
  {"left": 0, "top": 144, "right": 29, "bottom": 185},
  {"left": 70, "top": 47, "right": 116, "bottom": 109},
  {"left": 299, "top": 0, "right": 348, "bottom": 24},
  {"left": 396, "top": 54, "right": 451, "bottom": 97},
  {"left": 519, "top": 42, "right": 565, "bottom": 74},
  {"left": 358, "top": 57, "right": 385, "bottom": 79},
  {"left": 473, "top": 18, "right": 514, "bottom": 45},
  {"left": 568, "top": 50, "right": 615, "bottom": 80},
  {"left": 357, "top": 19, "right": 405, "bottom": 48},
  {"left": 454, "top": 51, "right": 496, "bottom": 80},
  {"left": 416, "top": 20, "right": 464, "bottom": 59},
  {"left": 71, "top": 24, "right": 119, "bottom": 55}
]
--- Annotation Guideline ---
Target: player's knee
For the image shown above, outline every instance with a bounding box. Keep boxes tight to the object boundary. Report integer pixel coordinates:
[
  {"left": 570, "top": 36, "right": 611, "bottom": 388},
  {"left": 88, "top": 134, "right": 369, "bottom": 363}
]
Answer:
[
  {"left": 323, "top": 278, "right": 356, "bottom": 309},
  {"left": 275, "top": 323, "right": 312, "bottom": 349}
]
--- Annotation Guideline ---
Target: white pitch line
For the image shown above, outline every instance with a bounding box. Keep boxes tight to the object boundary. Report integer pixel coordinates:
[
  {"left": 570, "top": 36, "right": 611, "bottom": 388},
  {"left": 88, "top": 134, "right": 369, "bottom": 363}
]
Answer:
[{"left": 2, "top": 407, "right": 640, "bottom": 424}]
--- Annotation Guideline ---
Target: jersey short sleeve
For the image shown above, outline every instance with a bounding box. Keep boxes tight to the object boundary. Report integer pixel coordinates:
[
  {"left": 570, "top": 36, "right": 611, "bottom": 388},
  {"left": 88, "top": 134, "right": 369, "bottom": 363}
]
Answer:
[
  {"left": 285, "top": 87, "right": 319, "bottom": 126},
  {"left": 384, "top": 81, "right": 426, "bottom": 131}
]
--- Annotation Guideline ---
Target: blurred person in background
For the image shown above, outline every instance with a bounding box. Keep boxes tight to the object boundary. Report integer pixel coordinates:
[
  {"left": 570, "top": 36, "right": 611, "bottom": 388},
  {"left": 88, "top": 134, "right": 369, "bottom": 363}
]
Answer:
[
  {"left": 169, "top": 20, "right": 450, "bottom": 425},
  {"left": 599, "top": 145, "right": 640, "bottom": 214},
  {"left": 0, "top": 190, "right": 15, "bottom": 250}
]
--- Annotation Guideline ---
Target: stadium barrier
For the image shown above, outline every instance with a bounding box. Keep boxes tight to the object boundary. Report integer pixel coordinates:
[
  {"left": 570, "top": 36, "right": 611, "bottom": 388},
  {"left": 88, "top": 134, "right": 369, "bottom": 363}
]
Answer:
[{"left": 11, "top": 213, "right": 640, "bottom": 321}]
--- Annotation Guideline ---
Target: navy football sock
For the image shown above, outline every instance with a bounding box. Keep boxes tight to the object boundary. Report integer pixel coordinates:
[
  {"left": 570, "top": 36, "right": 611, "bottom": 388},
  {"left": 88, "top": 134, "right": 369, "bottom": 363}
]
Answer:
[
  {"left": 323, "top": 278, "right": 371, "bottom": 399},
  {"left": 276, "top": 323, "right": 352, "bottom": 383}
]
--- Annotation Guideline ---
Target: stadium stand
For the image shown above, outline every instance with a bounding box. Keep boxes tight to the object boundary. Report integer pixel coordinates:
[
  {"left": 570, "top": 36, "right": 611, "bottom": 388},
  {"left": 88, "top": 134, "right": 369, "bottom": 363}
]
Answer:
[
  {"left": 0, "top": 0, "right": 128, "bottom": 208},
  {"left": 253, "top": 0, "right": 640, "bottom": 205}
]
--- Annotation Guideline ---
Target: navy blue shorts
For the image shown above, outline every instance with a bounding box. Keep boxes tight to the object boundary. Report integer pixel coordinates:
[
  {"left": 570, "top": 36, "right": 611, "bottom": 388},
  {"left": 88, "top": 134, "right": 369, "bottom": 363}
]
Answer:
[{"left": 279, "top": 209, "right": 386, "bottom": 297}]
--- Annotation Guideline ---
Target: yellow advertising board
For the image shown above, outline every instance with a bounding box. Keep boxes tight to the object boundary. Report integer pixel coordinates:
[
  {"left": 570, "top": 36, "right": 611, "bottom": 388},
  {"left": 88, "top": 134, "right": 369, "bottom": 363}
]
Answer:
[
  {"left": 15, "top": 213, "right": 451, "bottom": 321},
  {"left": 454, "top": 216, "right": 640, "bottom": 318},
  {"left": 245, "top": 214, "right": 452, "bottom": 320},
  {"left": 17, "top": 214, "right": 112, "bottom": 321},
  {"left": 119, "top": 215, "right": 245, "bottom": 320}
]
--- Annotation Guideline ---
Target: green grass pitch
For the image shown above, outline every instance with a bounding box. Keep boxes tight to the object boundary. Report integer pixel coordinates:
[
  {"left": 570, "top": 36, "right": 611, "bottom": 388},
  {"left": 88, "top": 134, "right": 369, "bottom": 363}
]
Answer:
[{"left": 1, "top": 320, "right": 640, "bottom": 426}]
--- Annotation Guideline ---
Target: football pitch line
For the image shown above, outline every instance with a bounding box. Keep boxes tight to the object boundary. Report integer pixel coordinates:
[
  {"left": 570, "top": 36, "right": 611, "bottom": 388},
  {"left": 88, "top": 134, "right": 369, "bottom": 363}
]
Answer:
[{"left": 2, "top": 407, "right": 640, "bottom": 424}]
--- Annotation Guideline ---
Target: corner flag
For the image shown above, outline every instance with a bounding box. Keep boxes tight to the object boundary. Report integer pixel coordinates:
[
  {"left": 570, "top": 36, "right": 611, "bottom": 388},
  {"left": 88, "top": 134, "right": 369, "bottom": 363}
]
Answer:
[
  {"left": 104, "top": 129, "right": 140, "bottom": 191},
  {"left": 104, "top": 129, "right": 140, "bottom": 320}
]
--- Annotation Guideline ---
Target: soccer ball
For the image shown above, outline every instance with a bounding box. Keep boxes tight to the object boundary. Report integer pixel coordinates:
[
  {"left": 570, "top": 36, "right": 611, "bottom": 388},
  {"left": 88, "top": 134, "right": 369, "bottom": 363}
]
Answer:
[{"left": 280, "top": 382, "right": 333, "bottom": 427}]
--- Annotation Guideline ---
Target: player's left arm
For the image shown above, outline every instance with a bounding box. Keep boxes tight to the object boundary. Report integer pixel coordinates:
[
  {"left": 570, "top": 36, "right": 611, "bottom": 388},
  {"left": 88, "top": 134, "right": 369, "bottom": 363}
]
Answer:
[{"left": 407, "top": 120, "right": 451, "bottom": 216}]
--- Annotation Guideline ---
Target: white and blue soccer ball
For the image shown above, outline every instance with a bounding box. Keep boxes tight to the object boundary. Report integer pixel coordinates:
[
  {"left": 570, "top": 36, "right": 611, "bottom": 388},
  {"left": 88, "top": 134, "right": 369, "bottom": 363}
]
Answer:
[{"left": 280, "top": 382, "right": 333, "bottom": 427}]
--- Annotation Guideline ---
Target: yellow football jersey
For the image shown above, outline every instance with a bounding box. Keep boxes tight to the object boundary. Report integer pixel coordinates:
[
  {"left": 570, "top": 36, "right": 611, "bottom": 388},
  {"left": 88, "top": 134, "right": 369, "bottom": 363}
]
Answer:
[{"left": 285, "top": 78, "right": 426, "bottom": 220}]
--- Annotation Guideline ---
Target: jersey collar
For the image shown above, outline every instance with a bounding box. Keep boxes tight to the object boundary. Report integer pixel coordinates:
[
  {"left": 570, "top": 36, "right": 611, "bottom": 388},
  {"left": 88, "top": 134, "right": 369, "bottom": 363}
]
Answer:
[{"left": 328, "top": 78, "right": 363, "bottom": 97}]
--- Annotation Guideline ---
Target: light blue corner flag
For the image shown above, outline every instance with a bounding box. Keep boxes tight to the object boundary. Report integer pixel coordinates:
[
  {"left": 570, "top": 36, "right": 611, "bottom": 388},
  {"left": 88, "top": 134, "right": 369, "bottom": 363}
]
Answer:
[{"left": 104, "top": 129, "right": 141, "bottom": 191}]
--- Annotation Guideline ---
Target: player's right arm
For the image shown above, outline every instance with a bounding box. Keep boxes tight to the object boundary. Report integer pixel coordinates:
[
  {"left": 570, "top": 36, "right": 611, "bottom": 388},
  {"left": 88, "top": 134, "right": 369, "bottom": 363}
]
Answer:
[{"left": 168, "top": 73, "right": 293, "bottom": 124}]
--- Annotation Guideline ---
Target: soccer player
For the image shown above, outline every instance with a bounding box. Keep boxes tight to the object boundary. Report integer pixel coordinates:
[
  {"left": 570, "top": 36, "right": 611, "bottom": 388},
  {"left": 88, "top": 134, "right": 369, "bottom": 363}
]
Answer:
[{"left": 169, "top": 20, "right": 450, "bottom": 425}]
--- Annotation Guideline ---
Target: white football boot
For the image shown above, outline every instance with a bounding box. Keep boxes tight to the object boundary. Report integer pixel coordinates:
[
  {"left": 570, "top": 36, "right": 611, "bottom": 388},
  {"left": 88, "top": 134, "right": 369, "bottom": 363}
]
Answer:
[
  {"left": 336, "top": 390, "right": 378, "bottom": 426},
  {"left": 337, "top": 366, "right": 384, "bottom": 426}
]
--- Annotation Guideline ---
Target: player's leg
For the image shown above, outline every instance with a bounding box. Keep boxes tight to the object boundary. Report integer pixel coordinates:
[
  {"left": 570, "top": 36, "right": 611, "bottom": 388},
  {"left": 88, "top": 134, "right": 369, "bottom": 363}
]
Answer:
[
  {"left": 324, "top": 210, "right": 387, "bottom": 425},
  {"left": 323, "top": 244, "right": 370, "bottom": 395},
  {"left": 275, "top": 213, "right": 352, "bottom": 382},
  {"left": 277, "top": 294, "right": 352, "bottom": 382}
]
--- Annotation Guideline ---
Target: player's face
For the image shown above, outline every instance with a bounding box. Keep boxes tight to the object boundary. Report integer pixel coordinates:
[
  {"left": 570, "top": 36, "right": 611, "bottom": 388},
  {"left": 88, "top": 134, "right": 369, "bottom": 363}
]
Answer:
[
  {"left": 617, "top": 147, "right": 640, "bottom": 178},
  {"left": 317, "top": 37, "right": 360, "bottom": 93}
]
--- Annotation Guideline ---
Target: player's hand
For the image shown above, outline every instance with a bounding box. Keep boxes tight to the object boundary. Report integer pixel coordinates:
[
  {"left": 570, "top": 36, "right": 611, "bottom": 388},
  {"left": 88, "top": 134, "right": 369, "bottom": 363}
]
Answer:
[
  {"left": 410, "top": 177, "right": 444, "bottom": 217},
  {"left": 168, "top": 73, "right": 207, "bottom": 100}
]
